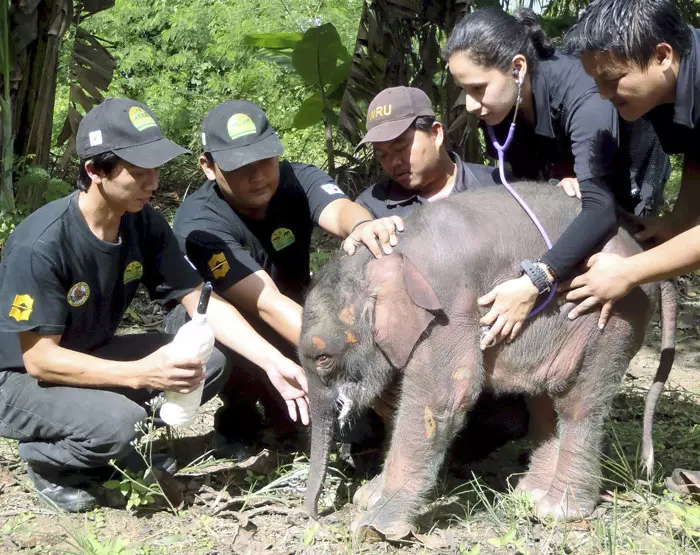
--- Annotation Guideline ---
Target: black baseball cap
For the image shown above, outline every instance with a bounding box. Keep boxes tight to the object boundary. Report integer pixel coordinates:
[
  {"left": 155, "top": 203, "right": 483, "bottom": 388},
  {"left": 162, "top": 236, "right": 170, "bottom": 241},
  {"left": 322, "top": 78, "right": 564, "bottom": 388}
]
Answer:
[
  {"left": 358, "top": 86, "right": 435, "bottom": 147},
  {"left": 76, "top": 98, "right": 189, "bottom": 168},
  {"left": 201, "top": 100, "right": 284, "bottom": 172}
]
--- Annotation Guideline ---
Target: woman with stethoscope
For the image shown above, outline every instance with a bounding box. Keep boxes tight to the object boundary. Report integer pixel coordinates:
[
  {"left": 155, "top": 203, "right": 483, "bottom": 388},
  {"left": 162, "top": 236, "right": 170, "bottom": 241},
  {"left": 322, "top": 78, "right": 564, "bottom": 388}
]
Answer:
[{"left": 444, "top": 7, "right": 670, "bottom": 351}]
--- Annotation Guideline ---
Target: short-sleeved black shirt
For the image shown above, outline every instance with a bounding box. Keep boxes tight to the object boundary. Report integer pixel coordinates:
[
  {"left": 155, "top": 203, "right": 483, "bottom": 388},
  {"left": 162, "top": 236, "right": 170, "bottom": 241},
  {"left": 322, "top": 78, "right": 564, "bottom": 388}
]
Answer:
[
  {"left": 485, "top": 50, "right": 669, "bottom": 209},
  {"left": 356, "top": 152, "right": 500, "bottom": 218},
  {"left": 645, "top": 27, "right": 700, "bottom": 159},
  {"left": 0, "top": 192, "right": 202, "bottom": 372},
  {"left": 173, "top": 160, "right": 345, "bottom": 302}
]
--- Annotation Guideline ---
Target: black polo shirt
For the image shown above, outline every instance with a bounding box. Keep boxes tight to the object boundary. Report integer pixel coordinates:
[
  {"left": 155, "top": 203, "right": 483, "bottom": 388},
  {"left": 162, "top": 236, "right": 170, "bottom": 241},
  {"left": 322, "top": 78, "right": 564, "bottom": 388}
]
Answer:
[
  {"left": 0, "top": 192, "right": 201, "bottom": 372},
  {"left": 645, "top": 26, "right": 700, "bottom": 159},
  {"left": 173, "top": 160, "right": 345, "bottom": 303},
  {"left": 356, "top": 152, "right": 500, "bottom": 218}
]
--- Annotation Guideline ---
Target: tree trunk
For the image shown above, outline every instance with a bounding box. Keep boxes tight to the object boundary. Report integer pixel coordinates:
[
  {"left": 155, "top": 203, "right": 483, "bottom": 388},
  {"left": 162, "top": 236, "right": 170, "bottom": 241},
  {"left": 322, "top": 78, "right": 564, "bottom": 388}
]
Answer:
[{"left": 12, "top": 0, "right": 72, "bottom": 170}]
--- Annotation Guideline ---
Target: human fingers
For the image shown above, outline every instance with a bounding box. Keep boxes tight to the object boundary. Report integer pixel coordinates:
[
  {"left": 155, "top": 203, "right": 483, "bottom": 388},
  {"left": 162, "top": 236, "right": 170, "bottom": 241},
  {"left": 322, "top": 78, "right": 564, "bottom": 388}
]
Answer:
[
  {"left": 598, "top": 300, "right": 615, "bottom": 329},
  {"left": 342, "top": 237, "right": 358, "bottom": 256},
  {"left": 286, "top": 400, "right": 298, "bottom": 422},
  {"left": 477, "top": 288, "right": 498, "bottom": 307},
  {"left": 297, "top": 396, "right": 310, "bottom": 425},
  {"left": 390, "top": 216, "right": 405, "bottom": 232},
  {"left": 558, "top": 178, "right": 578, "bottom": 198},
  {"left": 480, "top": 316, "right": 505, "bottom": 350},
  {"left": 567, "top": 296, "right": 602, "bottom": 320},
  {"left": 365, "top": 222, "right": 392, "bottom": 255},
  {"left": 509, "top": 321, "right": 523, "bottom": 342},
  {"left": 564, "top": 285, "right": 593, "bottom": 302}
]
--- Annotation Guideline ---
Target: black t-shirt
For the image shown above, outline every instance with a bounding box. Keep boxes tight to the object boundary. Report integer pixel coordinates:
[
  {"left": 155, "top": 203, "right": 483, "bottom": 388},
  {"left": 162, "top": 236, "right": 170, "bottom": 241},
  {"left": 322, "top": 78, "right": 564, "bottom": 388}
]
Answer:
[
  {"left": 0, "top": 192, "right": 202, "bottom": 371},
  {"left": 356, "top": 152, "right": 500, "bottom": 218},
  {"left": 645, "top": 26, "right": 700, "bottom": 160},
  {"left": 173, "top": 160, "right": 345, "bottom": 302}
]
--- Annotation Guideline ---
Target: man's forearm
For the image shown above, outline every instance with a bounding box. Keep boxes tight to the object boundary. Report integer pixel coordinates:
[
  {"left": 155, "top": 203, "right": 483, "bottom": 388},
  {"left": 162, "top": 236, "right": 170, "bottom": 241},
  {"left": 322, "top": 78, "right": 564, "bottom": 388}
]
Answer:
[
  {"left": 318, "top": 198, "right": 374, "bottom": 237},
  {"left": 205, "top": 294, "right": 296, "bottom": 374},
  {"left": 19, "top": 334, "right": 142, "bottom": 388},
  {"left": 258, "top": 294, "right": 303, "bottom": 346},
  {"left": 625, "top": 224, "right": 700, "bottom": 285}
]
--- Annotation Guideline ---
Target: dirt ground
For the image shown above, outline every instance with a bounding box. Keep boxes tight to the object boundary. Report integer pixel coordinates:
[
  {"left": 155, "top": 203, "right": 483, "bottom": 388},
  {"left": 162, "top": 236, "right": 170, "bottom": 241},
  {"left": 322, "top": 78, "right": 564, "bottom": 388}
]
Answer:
[{"left": 0, "top": 296, "right": 698, "bottom": 554}]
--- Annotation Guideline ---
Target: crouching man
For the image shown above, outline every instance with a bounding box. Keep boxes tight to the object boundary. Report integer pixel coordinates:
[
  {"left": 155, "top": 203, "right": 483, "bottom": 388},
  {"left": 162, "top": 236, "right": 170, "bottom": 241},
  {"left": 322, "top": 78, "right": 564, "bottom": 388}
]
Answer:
[
  {"left": 171, "top": 99, "right": 403, "bottom": 457},
  {"left": 0, "top": 98, "right": 308, "bottom": 512}
]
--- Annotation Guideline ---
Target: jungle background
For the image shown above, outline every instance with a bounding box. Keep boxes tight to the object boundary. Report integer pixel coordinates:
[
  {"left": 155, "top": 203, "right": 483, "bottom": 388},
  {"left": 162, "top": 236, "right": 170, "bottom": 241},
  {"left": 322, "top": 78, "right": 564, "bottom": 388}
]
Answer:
[{"left": 0, "top": 1, "right": 699, "bottom": 553}]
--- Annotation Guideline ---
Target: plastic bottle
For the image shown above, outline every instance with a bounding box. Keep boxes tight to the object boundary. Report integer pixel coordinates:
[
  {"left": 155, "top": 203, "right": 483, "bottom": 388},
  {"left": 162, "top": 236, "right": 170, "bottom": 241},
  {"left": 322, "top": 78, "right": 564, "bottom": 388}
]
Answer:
[{"left": 160, "top": 283, "right": 215, "bottom": 426}]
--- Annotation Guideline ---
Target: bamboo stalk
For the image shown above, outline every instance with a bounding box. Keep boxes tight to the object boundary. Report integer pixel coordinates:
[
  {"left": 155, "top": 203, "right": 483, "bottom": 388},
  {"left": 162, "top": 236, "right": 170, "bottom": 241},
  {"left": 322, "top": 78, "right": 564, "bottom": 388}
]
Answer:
[{"left": 0, "top": 0, "right": 15, "bottom": 211}]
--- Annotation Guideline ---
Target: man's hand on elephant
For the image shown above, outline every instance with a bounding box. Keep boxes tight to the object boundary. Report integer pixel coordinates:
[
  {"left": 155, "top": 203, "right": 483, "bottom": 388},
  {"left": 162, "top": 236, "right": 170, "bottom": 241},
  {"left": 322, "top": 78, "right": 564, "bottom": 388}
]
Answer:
[
  {"left": 265, "top": 357, "right": 310, "bottom": 425},
  {"left": 557, "top": 177, "right": 581, "bottom": 200},
  {"left": 477, "top": 275, "right": 538, "bottom": 349},
  {"left": 343, "top": 216, "right": 405, "bottom": 258},
  {"left": 563, "top": 253, "right": 634, "bottom": 329}
]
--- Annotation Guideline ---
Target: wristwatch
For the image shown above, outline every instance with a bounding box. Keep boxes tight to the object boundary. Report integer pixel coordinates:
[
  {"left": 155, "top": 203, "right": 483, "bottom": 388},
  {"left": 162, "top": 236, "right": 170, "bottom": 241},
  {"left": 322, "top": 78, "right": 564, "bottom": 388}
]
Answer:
[{"left": 520, "top": 259, "right": 554, "bottom": 294}]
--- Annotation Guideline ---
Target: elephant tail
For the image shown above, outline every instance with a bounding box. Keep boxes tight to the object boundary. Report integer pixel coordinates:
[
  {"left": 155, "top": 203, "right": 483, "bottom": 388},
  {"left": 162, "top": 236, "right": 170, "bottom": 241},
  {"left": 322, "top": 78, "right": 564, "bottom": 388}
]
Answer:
[{"left": 642, "top": 280, "right": 677, "bottom": 479}]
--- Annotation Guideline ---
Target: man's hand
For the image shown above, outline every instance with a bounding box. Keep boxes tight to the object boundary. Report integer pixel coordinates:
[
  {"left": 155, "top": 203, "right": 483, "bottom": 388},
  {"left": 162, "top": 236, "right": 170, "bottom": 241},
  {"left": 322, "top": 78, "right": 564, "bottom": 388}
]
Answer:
[
  {"left": 558, "top": 177, "right": 581, "bottom": 200},
  {"left": 343, "top": 216, "right": 405, "bottom": 257},
  {"left": 477, "top": 275, "right": 539, "bottom": 350},
  {"left": 264, "top": 357, "right": 310, "bottom": 425},
  {"left": 633, "top": 215, "right": 678, "bottom": 246},
  {"left": 138, "top": 345, "right": 205, "bottom": 393},
  {"left": 563, "top": 253, "right": 635, "bottom": 328}
]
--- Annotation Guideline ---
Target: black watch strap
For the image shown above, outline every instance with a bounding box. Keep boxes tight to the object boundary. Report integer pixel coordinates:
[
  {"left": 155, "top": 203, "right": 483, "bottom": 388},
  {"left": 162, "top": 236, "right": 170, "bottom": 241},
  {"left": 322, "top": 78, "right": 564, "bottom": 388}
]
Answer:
[{"left": 520, "top": 259, "right": 553, "bottom": 295}]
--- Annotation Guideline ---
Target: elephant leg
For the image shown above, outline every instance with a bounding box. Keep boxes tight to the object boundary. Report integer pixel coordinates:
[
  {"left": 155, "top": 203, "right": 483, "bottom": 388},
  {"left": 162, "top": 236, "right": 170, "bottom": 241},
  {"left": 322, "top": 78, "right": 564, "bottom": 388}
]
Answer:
[
  {"left": 351, "top": 350, "right": 480, "bottom": 540},
  {"left": 527, "top": 393, "right": 557, "bottom": 447},
  {"left": 353, "top": 472, "right": 385, "bottom": 511},
  {"left": 520, "top": 352, "right": 629, "bottom": 520}
]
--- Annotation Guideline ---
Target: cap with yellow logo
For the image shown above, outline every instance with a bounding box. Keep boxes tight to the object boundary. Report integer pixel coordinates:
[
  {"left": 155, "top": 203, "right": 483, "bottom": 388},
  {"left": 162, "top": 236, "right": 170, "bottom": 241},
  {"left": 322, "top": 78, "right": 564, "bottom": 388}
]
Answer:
[
  {"left": 76, "top": 98, "right": 189, "bottom": 168},
  {"left": 201, "top": 100, "right": 284, "bottom": 172},
  {"left": 358, "top": 86, "right": 435, "bottom": 147}
]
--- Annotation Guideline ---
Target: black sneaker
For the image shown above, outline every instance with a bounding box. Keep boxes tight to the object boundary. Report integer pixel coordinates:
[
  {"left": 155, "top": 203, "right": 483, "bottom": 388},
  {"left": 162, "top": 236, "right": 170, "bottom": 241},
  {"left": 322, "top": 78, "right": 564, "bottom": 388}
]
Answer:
[{"left": 26, "top": 464, "right": 99, "bottom": 513}]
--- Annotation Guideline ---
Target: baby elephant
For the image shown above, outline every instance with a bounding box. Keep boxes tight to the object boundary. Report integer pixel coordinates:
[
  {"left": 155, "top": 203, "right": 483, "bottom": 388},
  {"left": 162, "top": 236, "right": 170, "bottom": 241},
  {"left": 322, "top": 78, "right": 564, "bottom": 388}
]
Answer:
[{"left": 300, "top": 184, "right": 676, "bottom": 540}]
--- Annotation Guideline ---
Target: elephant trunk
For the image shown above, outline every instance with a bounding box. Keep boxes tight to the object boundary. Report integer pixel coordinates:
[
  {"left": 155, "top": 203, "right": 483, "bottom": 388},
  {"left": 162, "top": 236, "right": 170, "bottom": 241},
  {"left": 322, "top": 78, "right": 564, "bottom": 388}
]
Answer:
[{"left": 304, "top": 373, "right": 337, "bottom": 518}]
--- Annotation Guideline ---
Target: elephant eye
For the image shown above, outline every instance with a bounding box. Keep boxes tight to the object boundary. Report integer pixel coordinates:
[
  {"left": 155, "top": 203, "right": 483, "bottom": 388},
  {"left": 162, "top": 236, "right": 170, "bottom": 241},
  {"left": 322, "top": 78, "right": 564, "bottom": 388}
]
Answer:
[{"left": 315, "top": 354, "right": 333, "bottom": 370}]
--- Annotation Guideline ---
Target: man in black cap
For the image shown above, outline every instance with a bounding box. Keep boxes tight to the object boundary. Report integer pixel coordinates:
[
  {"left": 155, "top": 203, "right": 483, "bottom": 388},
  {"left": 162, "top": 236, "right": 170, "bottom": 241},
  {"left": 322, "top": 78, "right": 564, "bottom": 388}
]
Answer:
[
  {"left": 0, "top": 98, "right": 309, "bottom": 512},
  {"left": 354, "top": 86, "right": 500, "bottom": 218},
  {"left": 172, "top": 99, "right": 402, "bottom": 456}
]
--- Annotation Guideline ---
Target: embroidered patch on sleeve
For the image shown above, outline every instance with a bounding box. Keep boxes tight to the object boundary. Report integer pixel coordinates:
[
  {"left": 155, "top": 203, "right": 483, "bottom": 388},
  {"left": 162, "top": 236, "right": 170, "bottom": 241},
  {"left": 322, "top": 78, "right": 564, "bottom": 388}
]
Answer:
[
  {"left": 9, "top": 294, "right": 34, "bottom": 322},
  {"left": 321, "top": 183, "right": 344, "bottom": 196},
  {"left": 208, "top": 252, "right": 230, "bottom": 279}
]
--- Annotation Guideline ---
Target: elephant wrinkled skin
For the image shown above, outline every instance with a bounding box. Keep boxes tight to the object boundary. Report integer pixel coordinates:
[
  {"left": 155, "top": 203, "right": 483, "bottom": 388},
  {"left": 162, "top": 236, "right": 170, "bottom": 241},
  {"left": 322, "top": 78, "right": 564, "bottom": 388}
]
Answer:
[{"left": 299, "top": 183, "right": 676, "bottom": 540}]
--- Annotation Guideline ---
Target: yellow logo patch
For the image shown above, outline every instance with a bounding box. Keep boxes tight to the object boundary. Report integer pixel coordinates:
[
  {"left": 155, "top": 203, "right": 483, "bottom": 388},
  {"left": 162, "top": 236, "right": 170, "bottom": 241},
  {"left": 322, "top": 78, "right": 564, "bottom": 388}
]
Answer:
[
  {"left": 270, "top": 228, "right": 295, "bottom": 251},
  {"left": 9, "top": 294, "right": 34, "bottom": 322},
  {"left": 368, "top": 104, "right": 392, "bottom": 121},
  {"left": 128, "top": 106, "right": 157, "bottom": 132},
  {"left": 227, "top": 114, "right": 257, "bottom": 141},
  {"left": 67, "top": 282, "right": 90, "bottom": 307},
  {"left": 123, "top": 261, "right": 144, "bottom": 285},
  {"left": 208, "top": 252, "right": 230, "bottom": 279}
]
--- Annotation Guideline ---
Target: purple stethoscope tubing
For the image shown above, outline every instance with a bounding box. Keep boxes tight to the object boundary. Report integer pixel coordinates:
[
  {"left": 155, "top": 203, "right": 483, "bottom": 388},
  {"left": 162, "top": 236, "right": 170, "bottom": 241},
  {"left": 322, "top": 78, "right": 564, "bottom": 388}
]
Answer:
[{"left": 486, "top": 123, "right": 557, "bottom": 318}]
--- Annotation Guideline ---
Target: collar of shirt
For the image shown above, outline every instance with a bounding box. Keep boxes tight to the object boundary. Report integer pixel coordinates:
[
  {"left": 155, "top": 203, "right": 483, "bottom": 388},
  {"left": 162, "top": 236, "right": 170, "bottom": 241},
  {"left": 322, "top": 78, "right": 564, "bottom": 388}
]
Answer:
[
  {"left": 384, "top": 152, "right": 467, "bottom": 207},
  {"left": 672, "top": 26, "right": 700, "bottom": 129}
]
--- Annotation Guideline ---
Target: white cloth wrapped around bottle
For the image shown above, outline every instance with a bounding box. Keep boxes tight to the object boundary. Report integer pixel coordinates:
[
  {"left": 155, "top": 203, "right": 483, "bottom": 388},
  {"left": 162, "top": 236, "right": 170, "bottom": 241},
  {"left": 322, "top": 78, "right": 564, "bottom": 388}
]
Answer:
[{"left": 160, "top": 300, "right": 215, "bottom": 426}]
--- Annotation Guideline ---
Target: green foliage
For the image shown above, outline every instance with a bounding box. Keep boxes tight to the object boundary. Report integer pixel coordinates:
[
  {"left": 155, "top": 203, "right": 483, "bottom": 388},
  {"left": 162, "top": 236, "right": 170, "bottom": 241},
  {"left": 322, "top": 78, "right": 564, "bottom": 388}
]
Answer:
[
  {"left": 59, "top": 0, "right": 364, "bottom": 184},
  {"left": 104, "top": 470, "right": 157, "bottom": 511}
]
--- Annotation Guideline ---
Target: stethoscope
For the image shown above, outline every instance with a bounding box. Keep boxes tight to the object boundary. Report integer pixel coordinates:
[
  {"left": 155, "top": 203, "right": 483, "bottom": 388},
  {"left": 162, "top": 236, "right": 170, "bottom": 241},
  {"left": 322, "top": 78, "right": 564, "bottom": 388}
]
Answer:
[{"left": 483, "top": 69, "right": 557, "bottom": 318}]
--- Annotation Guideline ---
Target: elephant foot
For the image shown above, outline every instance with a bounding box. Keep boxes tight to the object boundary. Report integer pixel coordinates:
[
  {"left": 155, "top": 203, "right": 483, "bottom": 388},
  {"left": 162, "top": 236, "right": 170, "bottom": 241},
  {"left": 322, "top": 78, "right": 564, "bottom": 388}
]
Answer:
[
  {"left": 516, "top": 471, "right": 551, "bottom": 502},
  {"left": 353, "top": 473, "right": 384, "bottom": 511},
  {"left": 350, "top": 509, "right": 414, "bottom": 542},
  {"left": 531, "top": 488, "right": 596, "bottom": 521}
]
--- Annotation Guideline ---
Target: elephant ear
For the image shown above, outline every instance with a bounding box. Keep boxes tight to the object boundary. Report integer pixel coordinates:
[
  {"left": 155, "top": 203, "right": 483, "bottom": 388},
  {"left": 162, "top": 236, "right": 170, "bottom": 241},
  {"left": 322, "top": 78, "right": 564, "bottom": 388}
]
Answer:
[{"left": 366, "top": 253, "right": 442, "bottom": 369}]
